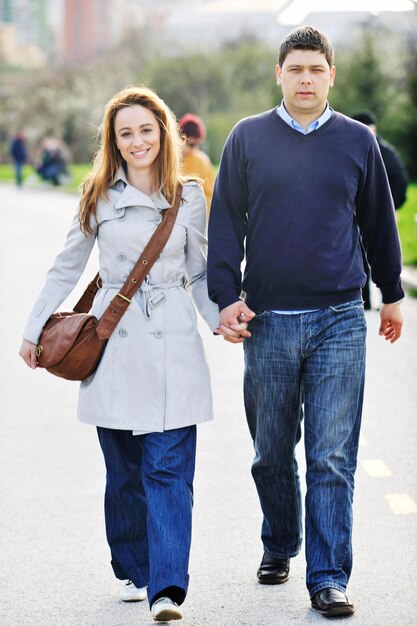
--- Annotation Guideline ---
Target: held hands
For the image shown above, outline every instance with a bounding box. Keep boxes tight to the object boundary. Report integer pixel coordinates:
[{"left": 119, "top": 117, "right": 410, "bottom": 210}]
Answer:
[
  {"left": 215, "top": 301, "right": 256, "bottom": 344},
  {"left": 379, "top": 303, "right": 403, "bottom": 344},
  {"left": 19, "top": 339, "right": 38, "bottom": 368}
]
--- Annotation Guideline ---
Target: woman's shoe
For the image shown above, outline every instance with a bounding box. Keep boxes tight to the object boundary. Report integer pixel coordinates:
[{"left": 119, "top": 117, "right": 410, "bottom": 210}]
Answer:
[
  {"left": 151, "top": 597, "right": 182, "bottom": 621},
  {"left": 119, "top": 580, "right": 147, "bottom": 602}
]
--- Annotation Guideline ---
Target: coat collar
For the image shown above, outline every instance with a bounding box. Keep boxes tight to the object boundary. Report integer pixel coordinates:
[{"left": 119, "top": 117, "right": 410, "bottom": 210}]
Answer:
[{"left": 113, "top": 166, "right": 171, "bottom": 211}]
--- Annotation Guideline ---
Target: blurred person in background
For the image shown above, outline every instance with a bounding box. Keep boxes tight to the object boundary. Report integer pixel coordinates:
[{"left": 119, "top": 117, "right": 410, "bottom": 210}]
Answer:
[
  {"left": 19, "top": 86, "right": 225, "bottom": 623},
  {"left": 179, "top": 113, "right": 215, "bottom": 214},
  {"left": 34, "top": 137, "right": 69, "bottom": 186},
  {"left": 10, "top": 131, "right": 28, "bottom": 187},
  {"left": 351, "top": 111, "right": 409, "bottom": 309}
]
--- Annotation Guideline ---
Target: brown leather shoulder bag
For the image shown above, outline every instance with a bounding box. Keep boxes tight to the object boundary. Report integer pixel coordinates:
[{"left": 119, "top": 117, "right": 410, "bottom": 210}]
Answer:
[{"left": 35, "top": 185, "right": 182, "bottom": 381}]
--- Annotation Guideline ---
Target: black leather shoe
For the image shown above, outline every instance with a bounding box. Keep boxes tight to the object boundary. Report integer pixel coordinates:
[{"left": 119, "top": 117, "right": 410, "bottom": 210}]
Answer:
[
  {"left": 257, "top": 553, "right": 290, "bottom": 584},
  {"left": 311, "top": 588, "right": 354, "bottom": 618}
]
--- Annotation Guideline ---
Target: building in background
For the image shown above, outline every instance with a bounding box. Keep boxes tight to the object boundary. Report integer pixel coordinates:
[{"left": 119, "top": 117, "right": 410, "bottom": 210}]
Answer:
[
  {"left": 162, "top": 0, "right": 417, "bottom": 51},
  {"left": 0, "top": 0, "right": 51, "bottom": 66},
  {"left": 0, "top": 0, "right": 14, "bottom": 22},
  {"left": 60, "top": 0, "right": 146, "bottom": 64},
  {"left": 1, "top": 1, "right": 417, "bottom": 67},
  {"left": 63, "top": 0, "right": 111, "bottom": 63}
]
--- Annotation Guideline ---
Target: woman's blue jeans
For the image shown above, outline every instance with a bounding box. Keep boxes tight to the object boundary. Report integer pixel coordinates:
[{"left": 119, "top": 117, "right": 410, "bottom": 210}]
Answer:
[
  {"left": 243, "top": 300, "right": 366, "bottom": 596},
  {"left": 96, "top": 425, "right": 196, "bottom": 605}
]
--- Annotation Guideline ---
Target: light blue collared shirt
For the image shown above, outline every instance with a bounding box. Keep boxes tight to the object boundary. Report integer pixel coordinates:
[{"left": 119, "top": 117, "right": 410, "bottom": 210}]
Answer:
[
  {"left": 271, "top": 102, "right": 333, "bottom": 314},
  {"left": 277, "top": 101, "right": 333, "bottom": 134}
]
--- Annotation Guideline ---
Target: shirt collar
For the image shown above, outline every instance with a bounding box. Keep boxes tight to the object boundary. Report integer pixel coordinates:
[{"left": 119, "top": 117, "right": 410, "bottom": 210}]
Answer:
[{"left": 276, "top": 101, "right": 333, "bottom": 134}]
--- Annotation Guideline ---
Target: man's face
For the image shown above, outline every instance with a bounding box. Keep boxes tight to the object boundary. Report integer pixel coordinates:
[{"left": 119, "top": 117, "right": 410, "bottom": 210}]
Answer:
[{"left": 275, "top": 49, "right": 336, "bottom": 120}]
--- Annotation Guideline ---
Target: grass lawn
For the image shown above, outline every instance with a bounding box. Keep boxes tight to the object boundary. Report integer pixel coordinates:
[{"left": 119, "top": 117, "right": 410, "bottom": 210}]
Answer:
[
  {"left": 0, "top": 163, "right": 91, "bottom": 193},
  {"left": 397, "top": 182, "right": 417, "bottom": 266},
  {"left": 1, "top": 163, "right": 416, "bottom": 265}
]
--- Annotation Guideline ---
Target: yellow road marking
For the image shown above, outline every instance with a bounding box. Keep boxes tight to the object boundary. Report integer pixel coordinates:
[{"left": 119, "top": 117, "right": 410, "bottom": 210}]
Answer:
[
  {"left": 385, "top": 493, "right": 417, "bottom": 515},
  {"left": 361, "top": 459, "right": 391, "bottom": 477}
]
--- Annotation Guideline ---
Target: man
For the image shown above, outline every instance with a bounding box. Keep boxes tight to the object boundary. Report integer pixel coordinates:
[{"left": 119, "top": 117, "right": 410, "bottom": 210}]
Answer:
[
  {"left": 351, "top": 111, "right": 409, "bottom": 309},
  {"left": 207, "top": 27, "right": 403, "bottom": 618},
  {"left": 351, "top": 111, "right": 408, "bottom": 213}
]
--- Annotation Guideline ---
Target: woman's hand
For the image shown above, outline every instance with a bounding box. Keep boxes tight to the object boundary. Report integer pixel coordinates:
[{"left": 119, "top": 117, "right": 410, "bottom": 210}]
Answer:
[
  {"left": 214, "top": 301, "right": 256, "bottom": 344},
  {"left": 19, "top": 339, "right": 38, "bottom": 369}
]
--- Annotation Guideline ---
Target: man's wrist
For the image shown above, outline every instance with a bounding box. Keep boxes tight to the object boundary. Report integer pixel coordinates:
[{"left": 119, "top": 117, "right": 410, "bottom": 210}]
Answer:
[{"left": 386, "top": 298, "right": 404, "bottom": 305}]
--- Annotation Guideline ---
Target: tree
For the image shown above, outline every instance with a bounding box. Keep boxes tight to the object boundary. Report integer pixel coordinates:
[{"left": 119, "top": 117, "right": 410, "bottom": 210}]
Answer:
[
  {"left": 1, "top": 26, "right": 415, "bottom": 171},
  {"left": 330, "top": 27, "right": 390, "bottom": 119},
  {"left": 145, "top": 52, "right": 231, "bottom": 118}
]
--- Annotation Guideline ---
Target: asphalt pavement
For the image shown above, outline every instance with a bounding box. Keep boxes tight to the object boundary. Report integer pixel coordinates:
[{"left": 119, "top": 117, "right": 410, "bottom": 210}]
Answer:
[{"left": 1, "top": 183, "right": 416, "bottom": 626}]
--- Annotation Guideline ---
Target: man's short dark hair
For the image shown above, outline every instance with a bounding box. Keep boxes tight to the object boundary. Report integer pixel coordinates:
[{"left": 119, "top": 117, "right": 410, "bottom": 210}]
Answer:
[{"left": 278, "top": 26, "right": 335, "bottom": 68}]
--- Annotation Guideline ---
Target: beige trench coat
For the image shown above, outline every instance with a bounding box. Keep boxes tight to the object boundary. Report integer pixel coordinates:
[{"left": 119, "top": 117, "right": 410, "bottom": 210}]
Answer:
[{"left": 23, "top": 172, "right": 219, "bottom": 433}]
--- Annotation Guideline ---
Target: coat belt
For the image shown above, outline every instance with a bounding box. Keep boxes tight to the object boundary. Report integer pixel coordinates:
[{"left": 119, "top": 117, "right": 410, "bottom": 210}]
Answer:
[{"left": 100, "top": 278, "right": 184, "bottom": 319}]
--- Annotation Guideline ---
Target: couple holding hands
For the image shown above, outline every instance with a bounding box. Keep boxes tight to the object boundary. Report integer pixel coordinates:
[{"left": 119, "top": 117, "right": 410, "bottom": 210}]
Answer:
[{"left": 20, "top": 27, "right": 403, "bottom": 622}]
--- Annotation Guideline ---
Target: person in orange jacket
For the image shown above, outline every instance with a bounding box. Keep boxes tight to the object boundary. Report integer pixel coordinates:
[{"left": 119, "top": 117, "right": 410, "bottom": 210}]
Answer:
[{"left": 179, "top": 113, "right": 215, "bottom": 215}]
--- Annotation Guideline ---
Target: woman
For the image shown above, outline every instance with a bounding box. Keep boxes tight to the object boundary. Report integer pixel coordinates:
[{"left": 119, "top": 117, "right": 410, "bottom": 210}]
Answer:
[{"left": 19, "top": 86, "right": 237, "bottom": 621}]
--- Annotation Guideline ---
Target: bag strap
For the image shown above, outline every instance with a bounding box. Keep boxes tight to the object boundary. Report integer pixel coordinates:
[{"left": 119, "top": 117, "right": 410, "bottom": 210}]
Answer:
[
  {"left": 74, "top": 184, "right": 183, "bottom": 341},
  {"left": 73, "top": 273, "right": 101, "bottom": 313}
]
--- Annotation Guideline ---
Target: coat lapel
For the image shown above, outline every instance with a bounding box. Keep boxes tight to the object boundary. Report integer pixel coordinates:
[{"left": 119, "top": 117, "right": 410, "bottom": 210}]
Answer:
[{"left": 113, "top": 166, "right": 171, "bottom": 211}]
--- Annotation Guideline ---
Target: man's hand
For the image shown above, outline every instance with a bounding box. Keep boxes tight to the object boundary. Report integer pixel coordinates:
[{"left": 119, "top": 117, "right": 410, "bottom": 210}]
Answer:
[
  {"left": 215, "top": 301, "right": 256, "bottom": 344},
  {"left": 379, "top": 303, "right": 403, "bottom": 344}
]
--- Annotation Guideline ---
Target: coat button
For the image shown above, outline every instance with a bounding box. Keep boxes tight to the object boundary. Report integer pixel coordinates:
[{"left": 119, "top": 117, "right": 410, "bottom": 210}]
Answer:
[
  {"left": 114, "top": 206, "right": 123, "bottom": 214},
  {"left": 117, "top": 252, "right": 126, "bottom": 262},
  {"left": 154, "top": 330, "right": 164, "bottom": 338},
  {"left": 153, "top": 215, "right": 162, "bottom": 225},
  {"left": 118, "top": 328, "right": 128, "bottom": 338}
]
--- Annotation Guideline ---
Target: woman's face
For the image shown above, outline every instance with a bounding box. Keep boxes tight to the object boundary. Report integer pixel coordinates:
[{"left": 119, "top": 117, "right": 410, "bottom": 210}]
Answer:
[{"left": 114, "top": 104, "right": 161, "bottom": 176}]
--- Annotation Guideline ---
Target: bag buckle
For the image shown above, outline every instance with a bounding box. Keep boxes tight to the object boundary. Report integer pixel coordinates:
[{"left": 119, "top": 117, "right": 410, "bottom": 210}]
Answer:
[
  {"left": 35, "top": 345, "right": 43, "bottom": 358},
  {"left": 114, "top": 293, "right": 131, "bottom": 304}
]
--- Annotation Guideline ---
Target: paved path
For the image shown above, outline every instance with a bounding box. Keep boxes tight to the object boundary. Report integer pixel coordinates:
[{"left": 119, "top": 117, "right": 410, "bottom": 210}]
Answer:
[{"left": 1, "top": 183, "right": 416, "bottom": 626}]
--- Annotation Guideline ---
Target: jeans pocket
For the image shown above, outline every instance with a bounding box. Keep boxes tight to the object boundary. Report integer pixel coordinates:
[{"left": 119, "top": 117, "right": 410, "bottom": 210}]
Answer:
[{"left": 329, "top": 299, "right": 364, "bottom": 313}]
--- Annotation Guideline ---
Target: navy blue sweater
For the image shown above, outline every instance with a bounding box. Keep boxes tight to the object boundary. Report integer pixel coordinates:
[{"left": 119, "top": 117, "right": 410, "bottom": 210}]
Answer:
[{"left": 207, "top": 109, "right": 404, "bottom": 311}]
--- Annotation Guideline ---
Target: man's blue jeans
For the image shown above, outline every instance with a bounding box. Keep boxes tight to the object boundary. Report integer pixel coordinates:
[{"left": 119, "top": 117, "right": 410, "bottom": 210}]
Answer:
[
  {"left": 243, "top": 300, "right": 366, "bottom": 596},
  {"left": 97, "top": 425, "right": 196, "bottom": 605}
]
